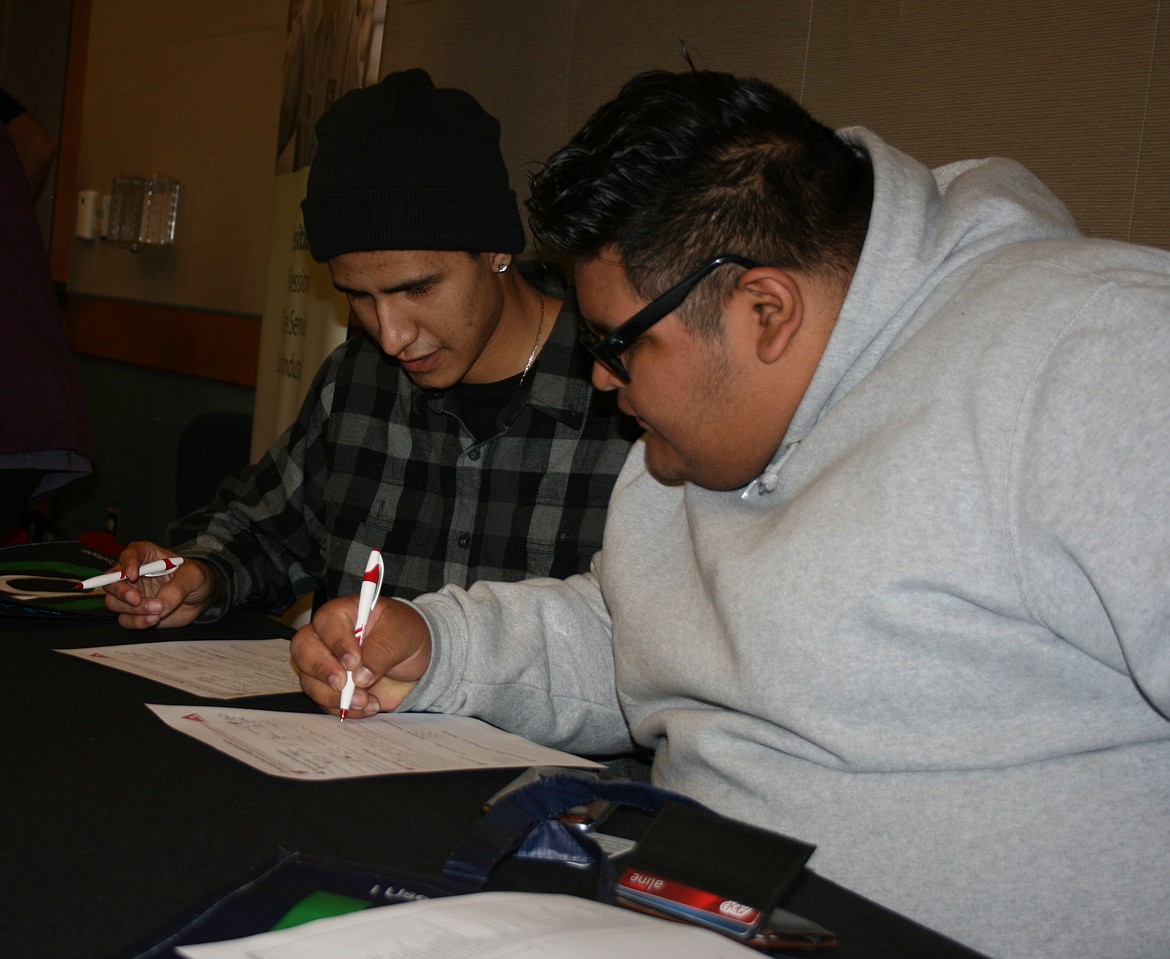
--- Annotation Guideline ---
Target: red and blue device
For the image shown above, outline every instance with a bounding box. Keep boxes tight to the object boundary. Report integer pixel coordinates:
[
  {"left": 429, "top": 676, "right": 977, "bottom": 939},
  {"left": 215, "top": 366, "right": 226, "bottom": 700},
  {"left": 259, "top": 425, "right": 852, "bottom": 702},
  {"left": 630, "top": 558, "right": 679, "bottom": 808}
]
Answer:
[{"left": 615, "top": 866, "right": 764, "bottom": 936}]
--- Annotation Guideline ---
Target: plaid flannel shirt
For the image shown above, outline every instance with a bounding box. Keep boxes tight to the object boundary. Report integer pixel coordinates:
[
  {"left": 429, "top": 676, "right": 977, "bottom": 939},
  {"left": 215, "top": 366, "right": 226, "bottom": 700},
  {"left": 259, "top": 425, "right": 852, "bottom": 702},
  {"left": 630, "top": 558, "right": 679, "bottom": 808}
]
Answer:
[{"left": 171, "top": 287, "right": 637, "bottom": 618}]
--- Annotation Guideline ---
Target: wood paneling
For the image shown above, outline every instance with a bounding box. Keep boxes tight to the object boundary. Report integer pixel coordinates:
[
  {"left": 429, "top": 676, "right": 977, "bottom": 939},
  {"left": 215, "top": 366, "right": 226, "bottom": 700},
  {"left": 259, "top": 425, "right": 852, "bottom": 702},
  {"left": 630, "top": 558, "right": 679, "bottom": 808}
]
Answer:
[{"left": 63, "top": 296, "right": 261, "bottom": 386}]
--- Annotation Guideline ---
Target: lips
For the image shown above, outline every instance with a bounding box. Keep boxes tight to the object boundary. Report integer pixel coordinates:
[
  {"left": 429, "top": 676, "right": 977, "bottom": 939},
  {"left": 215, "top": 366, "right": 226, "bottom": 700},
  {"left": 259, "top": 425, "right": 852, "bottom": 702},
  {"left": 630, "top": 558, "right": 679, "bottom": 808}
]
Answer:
[{"left": 398, "top": 350, "right": 440, "bottom": 374}]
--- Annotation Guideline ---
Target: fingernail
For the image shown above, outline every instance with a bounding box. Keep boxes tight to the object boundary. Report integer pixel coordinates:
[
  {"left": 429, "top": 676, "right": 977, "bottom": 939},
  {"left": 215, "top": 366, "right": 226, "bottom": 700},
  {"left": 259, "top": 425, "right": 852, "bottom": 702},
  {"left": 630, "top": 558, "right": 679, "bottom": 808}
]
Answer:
[
  {"left": 328, "top": 673, "right": 343, "bottom": 691},
  {"left": 363, "top": 698, "right": 380, "bottom": 715},
  {"left": 341, "top": 653, "right": 359, "bottom": 670},
  {"left": 355, "top": 667, "right": 374, "bottom": 685}
]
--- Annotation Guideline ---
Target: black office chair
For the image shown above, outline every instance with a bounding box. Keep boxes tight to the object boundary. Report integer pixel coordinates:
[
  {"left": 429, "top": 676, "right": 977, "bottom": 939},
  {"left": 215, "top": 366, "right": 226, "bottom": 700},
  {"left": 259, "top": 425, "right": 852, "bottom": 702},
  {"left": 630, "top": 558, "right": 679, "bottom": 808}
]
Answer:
[{"left": 174, "top": 411, "right": 253, "bottom": 517}]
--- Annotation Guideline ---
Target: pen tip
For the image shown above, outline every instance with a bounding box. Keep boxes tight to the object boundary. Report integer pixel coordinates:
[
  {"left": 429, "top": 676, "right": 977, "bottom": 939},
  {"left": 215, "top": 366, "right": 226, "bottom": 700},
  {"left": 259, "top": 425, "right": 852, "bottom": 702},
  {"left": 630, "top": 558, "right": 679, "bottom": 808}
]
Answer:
[
  {"left": 73, "top": 583, "right": 83, "bottom": 590},
  {"left": 339, "top": 709, "right": 347, "bottom": 723}
]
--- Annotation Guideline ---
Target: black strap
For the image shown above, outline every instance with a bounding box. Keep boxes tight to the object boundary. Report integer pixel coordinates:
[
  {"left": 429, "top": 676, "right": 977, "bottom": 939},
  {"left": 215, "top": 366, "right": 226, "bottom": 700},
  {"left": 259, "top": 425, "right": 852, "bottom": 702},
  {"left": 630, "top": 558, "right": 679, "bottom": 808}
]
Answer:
[{"left": 441, "top": 775, "right": 701, "bottom": 890}]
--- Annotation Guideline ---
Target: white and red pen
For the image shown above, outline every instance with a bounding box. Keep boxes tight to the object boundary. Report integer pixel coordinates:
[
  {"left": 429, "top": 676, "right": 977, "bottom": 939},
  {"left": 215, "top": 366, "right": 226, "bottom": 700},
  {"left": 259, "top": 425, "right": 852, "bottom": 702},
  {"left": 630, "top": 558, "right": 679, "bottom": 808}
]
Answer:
[
  {"left": 74, "top": 556, "right": 185, "bottom": 591},
  {"left": 339, "top": 548, "right": 384, "bottom": 722}
]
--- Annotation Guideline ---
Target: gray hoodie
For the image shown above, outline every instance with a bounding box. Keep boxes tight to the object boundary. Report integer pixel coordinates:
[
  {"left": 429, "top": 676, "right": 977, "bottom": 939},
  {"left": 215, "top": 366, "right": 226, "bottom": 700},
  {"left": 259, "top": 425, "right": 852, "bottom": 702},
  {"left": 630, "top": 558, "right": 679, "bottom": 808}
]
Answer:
[{"left": 405, "top": 129, "right": 1170, "bottom": 959}]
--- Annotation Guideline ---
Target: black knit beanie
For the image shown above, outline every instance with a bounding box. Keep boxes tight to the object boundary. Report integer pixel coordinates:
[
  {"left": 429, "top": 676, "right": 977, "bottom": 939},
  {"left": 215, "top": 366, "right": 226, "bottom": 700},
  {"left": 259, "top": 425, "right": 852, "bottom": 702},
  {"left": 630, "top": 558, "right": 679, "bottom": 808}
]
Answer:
[{"left": 301, "top": 69, "right": 525, "bottom": 262}]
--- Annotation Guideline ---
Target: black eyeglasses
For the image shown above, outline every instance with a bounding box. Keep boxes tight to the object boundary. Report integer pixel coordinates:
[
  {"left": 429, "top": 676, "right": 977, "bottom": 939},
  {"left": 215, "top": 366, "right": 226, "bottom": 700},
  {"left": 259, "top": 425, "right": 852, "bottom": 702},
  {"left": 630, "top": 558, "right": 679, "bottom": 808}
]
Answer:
[{"left": 578, "top": 253, "right": 761, "bottom": 383}]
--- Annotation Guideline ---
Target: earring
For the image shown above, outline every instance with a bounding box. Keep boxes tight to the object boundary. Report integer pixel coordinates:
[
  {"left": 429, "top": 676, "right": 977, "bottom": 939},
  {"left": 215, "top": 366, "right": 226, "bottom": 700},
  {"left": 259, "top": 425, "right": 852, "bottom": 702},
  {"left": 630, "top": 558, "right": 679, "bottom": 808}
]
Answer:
[{"left": 496, "top": 262, "right": 509, "bottom": 273}]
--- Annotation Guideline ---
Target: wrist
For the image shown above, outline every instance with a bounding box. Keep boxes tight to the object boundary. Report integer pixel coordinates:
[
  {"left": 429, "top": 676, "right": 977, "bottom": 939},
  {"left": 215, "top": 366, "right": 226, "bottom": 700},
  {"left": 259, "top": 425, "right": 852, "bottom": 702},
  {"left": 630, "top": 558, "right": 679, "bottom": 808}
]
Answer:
[{"left": 193, "top": 558, "right": 228, "bottom": 607}]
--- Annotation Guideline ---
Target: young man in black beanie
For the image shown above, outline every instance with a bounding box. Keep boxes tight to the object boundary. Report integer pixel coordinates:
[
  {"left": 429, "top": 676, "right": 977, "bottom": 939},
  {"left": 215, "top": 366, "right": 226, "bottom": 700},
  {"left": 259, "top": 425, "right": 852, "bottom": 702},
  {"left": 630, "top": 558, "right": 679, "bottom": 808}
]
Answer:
[{"left": 103, "top": 69, "right": 635, "bottom": 629}]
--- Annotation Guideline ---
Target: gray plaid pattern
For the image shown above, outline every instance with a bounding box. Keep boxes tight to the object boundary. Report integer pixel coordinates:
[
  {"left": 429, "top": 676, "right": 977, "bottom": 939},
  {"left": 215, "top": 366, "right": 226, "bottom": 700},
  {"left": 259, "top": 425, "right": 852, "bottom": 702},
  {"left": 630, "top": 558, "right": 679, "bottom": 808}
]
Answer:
[{"left": 171, "top": 290, "right": 636, "bottom": 617}]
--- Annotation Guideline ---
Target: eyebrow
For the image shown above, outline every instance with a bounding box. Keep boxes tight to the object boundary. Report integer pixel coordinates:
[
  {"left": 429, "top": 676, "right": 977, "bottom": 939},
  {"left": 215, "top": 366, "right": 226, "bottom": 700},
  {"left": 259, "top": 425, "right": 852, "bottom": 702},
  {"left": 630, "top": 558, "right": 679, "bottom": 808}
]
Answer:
[{"left": 332, "top": 270, "right": 444, "bottom": 297}]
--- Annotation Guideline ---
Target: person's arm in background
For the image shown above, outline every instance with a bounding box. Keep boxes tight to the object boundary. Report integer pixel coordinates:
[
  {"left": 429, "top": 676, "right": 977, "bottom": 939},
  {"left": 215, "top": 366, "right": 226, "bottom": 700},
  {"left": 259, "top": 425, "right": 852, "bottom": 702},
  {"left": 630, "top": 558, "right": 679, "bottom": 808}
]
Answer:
[
  {"left": 102, "top": 542, "right": 227, "bottom": 629},
  {"left": 106, "top": 340, "right": 362, "bottom": 628},
  {"left": 0, "top": 87, "right": 56, "bottom": 197}
]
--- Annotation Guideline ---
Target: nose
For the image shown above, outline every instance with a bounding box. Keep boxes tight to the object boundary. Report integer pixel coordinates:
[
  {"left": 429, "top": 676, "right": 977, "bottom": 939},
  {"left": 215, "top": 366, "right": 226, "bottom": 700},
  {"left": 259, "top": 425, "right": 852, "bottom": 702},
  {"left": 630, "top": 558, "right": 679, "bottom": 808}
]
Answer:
[
  {"left": 591, "top": 360, "right": 624, "bottom": 392},
  {"left": 373, "top": 301, "right": 418, "bottom": 356}
]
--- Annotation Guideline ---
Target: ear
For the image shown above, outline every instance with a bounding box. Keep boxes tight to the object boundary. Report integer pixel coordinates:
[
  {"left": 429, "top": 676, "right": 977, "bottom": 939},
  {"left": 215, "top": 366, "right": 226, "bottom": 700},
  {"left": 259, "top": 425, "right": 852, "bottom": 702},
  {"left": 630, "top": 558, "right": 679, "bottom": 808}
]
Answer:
[{"left": 733, "top": 268, "right": 804, "bottom": 365}]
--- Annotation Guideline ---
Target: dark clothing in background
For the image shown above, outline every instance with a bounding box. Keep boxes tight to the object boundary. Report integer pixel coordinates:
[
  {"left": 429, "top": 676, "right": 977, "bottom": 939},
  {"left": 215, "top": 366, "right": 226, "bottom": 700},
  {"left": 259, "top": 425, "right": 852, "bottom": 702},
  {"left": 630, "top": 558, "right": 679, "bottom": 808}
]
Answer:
[{"left": 0, "top": 119, "right": 95, "bottom": 522}]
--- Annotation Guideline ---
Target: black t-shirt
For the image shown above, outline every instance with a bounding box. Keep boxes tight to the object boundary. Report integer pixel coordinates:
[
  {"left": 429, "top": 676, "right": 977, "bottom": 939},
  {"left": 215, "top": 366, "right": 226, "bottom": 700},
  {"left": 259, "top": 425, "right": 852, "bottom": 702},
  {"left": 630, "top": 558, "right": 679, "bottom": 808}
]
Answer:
[{"left": 447, "top": 371, "right": 529, "bottom": 442}]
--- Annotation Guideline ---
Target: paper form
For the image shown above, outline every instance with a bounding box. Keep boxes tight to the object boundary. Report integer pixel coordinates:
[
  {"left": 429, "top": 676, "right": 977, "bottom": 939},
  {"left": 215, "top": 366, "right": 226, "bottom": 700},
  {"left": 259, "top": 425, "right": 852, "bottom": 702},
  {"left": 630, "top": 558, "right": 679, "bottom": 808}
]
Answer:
[
  {"left": 177, "top": 891, "right": 754, "bottom": 958},
  {"left": 56, "top": 638, "right": 301, "bottom": 698},
  {"left": 147, "top": 705, "right": 605, "bottom": 780}
]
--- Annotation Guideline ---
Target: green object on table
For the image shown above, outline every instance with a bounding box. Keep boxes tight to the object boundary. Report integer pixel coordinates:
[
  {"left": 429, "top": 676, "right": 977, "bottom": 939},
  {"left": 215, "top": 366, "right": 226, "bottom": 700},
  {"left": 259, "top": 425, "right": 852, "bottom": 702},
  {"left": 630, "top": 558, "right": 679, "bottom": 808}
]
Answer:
[{"left": 271, "top": 890, "right": 373, "bottom": 930}]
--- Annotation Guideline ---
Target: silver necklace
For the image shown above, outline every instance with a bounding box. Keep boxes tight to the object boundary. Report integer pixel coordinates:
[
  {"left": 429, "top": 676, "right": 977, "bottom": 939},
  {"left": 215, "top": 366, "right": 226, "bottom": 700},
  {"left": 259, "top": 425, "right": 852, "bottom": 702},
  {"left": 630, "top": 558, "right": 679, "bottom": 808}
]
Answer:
[{"left": 517, "top": 295, "right": 546, "bottom": 388}]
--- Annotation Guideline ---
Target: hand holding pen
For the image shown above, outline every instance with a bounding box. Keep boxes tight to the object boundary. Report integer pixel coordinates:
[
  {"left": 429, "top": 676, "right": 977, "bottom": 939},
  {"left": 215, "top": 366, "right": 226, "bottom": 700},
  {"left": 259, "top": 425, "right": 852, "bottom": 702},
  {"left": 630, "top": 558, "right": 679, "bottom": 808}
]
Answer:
[
  {"left": 339, "top": 548, "right": 385, "bottom": 722},
  {"left": 289, "top": 566, "right": 431, "bottom": 716},
  {"left": 75, "top": 556, "right": 185, "bottom": 590},
  {"left": 99, "top": 542, "right": 225, "bottom": 630}
]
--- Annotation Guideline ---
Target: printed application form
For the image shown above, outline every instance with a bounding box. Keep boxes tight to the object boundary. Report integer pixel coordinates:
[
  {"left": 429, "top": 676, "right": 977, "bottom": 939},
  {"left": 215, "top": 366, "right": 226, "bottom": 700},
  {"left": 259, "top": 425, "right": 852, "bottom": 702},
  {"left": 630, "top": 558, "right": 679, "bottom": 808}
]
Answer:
[
  {"left": 56, "top": 638, "right": 301, "bottom": 698},
  {"left": 177, "top": 891, "right": 754, "bottom": 958},
  {"left": 148, "top": 705, "right": 605, "bottom": 780}
]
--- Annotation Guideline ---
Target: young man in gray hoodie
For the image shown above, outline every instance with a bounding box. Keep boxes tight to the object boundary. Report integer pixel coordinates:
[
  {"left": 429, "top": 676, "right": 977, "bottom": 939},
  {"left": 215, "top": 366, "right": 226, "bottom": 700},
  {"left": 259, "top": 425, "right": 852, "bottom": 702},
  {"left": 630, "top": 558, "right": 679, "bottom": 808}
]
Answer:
[{"left": 291, "top": 69, "right": 1170, "bottom": 959}]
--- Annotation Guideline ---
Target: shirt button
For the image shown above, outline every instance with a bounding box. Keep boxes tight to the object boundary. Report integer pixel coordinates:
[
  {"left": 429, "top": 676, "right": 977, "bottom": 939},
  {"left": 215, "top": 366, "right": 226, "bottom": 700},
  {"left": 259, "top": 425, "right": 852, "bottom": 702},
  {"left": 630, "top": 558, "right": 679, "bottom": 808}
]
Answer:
[
  {"left": 468, "top": 448, "right": 481, "bottom": 461},
  {"left": 457, "top": 533, "right": 470, "bottom": 548}
]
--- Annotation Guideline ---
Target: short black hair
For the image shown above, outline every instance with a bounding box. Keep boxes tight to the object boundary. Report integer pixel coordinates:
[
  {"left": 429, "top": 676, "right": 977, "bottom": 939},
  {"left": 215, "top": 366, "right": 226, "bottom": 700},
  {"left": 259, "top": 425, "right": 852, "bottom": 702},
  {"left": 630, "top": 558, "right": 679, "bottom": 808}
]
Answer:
[{"left": 527, "top": 70, "right": 873, "bottom": 331}]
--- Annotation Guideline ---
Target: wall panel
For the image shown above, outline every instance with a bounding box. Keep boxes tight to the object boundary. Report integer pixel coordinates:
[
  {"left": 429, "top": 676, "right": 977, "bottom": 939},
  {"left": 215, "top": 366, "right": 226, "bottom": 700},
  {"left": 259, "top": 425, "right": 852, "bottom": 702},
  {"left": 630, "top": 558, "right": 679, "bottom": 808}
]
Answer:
[
  {"left": 383, "top": 0, "right": 1167, "bottom": 251},
  {"left": 1129, "top": 13, "right": 1169, "bottom": 249},
  {"left": 380, "top": 0, "right": 577, "bottom": 238},
  {"left": 68, "top": 0, "right": 287, "bottom": 316},
  {"left": 801, "top": 0, "right": 1164, "bottom": 244},
  {"left": 561, "top": 2, "right": 813, "bottom": 143}
]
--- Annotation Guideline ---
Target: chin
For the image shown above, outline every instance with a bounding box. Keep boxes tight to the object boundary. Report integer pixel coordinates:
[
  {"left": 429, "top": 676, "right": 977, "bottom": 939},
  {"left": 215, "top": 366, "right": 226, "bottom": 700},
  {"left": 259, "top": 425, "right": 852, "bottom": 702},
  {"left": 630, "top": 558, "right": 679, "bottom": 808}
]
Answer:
[
  {"left": 643, "top": 445, "right": 704, "bottom": 489},
  {"left": 644, "top": 442, "right": 756, "bottom": 492},
  {"left": 636, "top": 437, "right": 677, "bottom": 484},
  {"left": 644, "top": 461, "right": 687, "bottom": 487},
  {"left": 403, "top": 364, "right": 462, "bottom": 391}
]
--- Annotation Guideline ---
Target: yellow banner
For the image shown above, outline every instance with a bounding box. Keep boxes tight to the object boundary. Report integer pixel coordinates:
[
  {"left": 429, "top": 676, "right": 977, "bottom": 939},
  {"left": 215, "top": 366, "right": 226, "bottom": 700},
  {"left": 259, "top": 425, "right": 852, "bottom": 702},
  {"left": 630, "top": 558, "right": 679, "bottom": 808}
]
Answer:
[{"left": 250, "top": 167, "right": 348, "bottom": 461}]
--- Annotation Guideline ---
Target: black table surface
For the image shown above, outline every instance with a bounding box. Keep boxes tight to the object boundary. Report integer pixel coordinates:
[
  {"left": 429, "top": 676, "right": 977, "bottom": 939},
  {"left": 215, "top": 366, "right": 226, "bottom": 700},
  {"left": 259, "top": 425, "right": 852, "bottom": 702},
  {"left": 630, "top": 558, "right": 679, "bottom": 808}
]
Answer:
[{"left": 2, "top": 610, "right": 987, "bottom": 959}]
